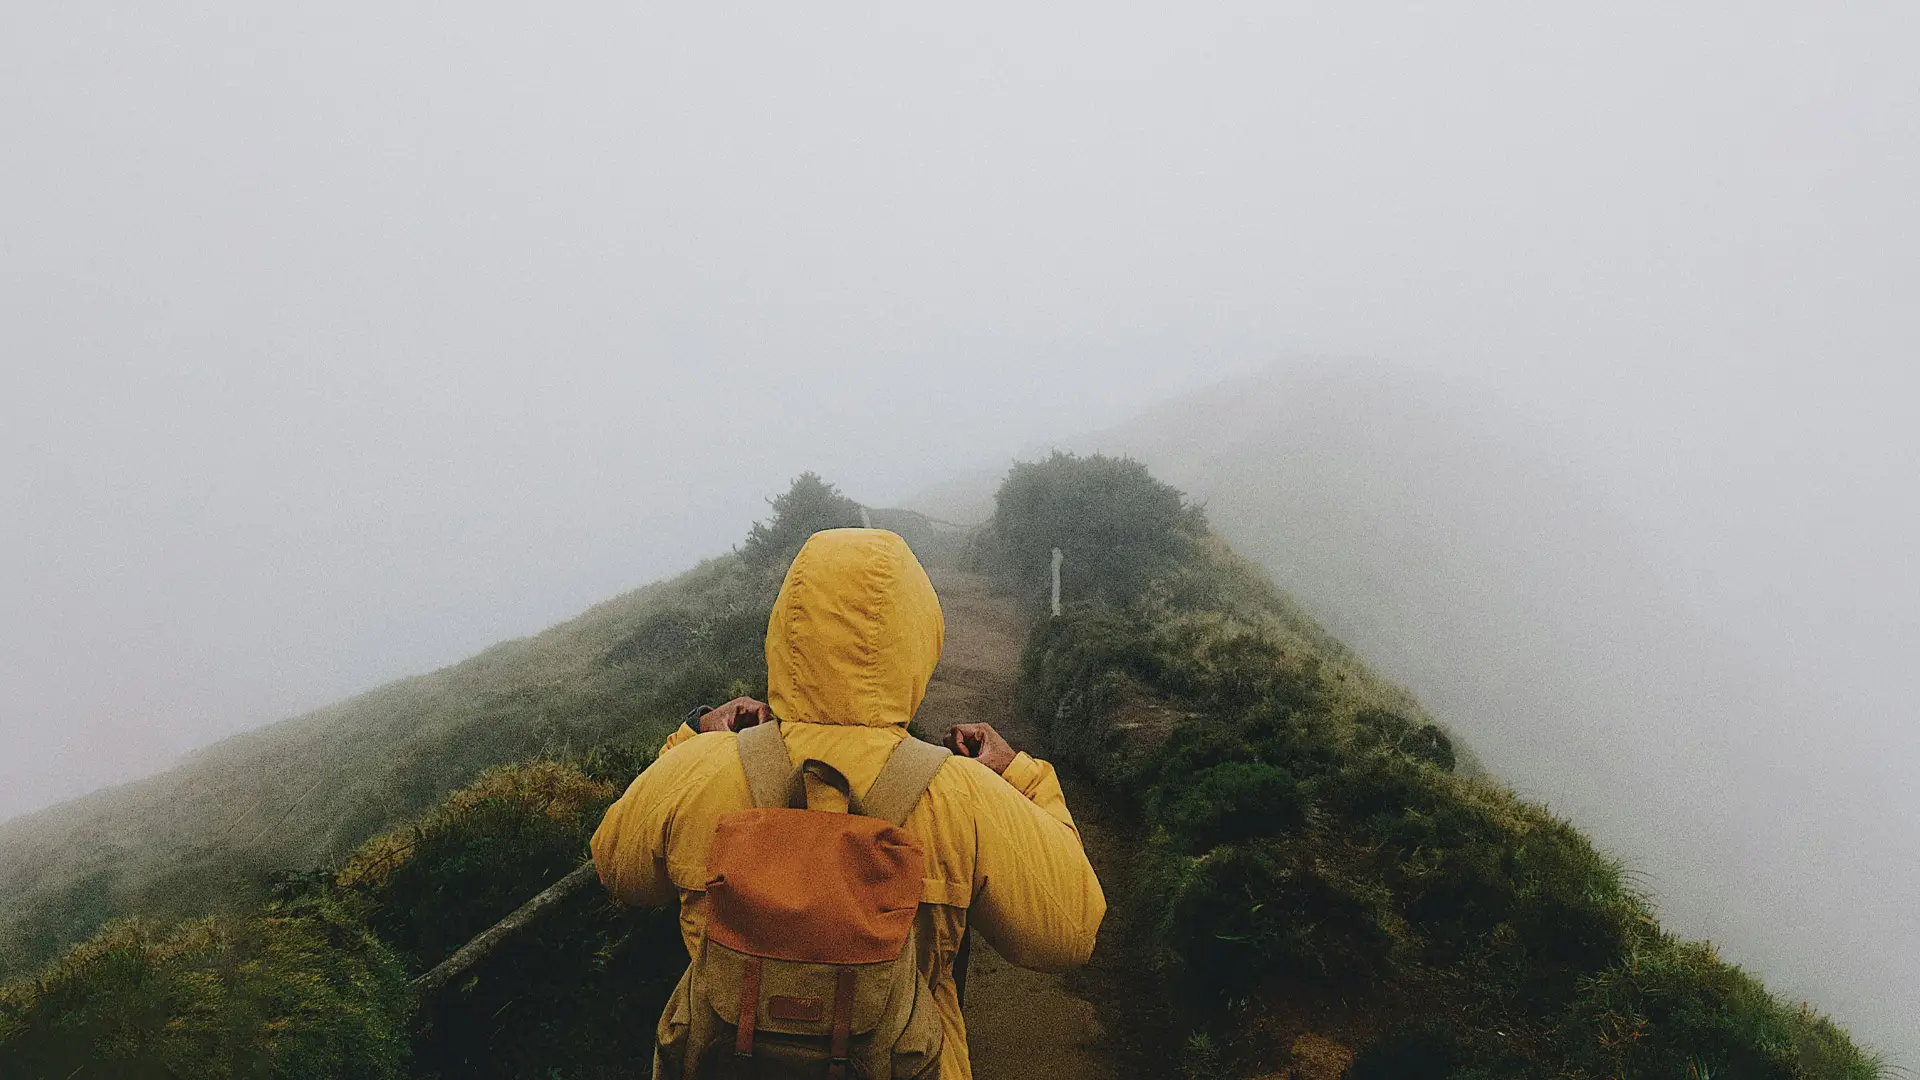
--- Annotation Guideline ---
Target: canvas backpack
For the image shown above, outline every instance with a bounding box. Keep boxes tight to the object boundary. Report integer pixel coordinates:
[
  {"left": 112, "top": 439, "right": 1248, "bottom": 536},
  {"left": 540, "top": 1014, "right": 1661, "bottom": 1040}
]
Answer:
[{"left": 653, "top": 721, "right": 951, "bottom": 1080}]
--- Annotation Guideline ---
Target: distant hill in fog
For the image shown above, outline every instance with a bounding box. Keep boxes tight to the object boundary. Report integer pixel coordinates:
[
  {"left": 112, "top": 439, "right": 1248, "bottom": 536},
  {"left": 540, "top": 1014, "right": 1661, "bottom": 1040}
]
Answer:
[{"left": 913, "top": 365, "right": 1916, "bottom": 1065}]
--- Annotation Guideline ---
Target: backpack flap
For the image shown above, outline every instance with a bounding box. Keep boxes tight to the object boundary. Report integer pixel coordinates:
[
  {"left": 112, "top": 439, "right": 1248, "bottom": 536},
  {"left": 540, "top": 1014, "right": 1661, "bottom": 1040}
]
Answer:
[{"left": 704, "top": 807, "right": 923, "bottom": 964}]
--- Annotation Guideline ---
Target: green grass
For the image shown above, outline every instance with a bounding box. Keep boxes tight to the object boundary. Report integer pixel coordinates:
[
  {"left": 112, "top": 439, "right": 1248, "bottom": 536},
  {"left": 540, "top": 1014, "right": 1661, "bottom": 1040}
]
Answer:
[{"left": 0, "top": 893, "right": 412, "bottom": 1079}]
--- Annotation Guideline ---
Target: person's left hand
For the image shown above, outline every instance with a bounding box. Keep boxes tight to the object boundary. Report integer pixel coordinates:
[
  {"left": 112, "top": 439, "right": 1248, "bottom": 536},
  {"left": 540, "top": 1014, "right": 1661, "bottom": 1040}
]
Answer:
[{"left": 698, "top": 697, "right": 773, "bottom": 733}]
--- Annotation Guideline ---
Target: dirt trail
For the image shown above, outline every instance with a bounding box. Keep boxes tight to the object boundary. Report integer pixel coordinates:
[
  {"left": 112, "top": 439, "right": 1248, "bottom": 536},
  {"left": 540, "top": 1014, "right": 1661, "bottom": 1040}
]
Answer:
[{"left": 917, "top": 570, "right": 1121, "bottom": 1080}]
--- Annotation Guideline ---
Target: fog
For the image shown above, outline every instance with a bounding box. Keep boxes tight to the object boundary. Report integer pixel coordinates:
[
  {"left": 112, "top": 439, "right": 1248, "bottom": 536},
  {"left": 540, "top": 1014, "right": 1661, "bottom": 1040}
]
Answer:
[{"left": 3, "top": 0, "right": 1916, "bottom": 1058}]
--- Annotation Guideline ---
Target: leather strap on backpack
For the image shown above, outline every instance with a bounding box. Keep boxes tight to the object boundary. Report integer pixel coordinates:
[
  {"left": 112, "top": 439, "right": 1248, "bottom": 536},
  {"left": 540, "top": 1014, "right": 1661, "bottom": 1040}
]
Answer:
[
  {"left": 734, "top": 957, "right": 763, "bottom": 1059},
  {"left": 860, "top": 737, "right": 952, "bottom": 827},
  {"left": 827, "top": 967, "right": 857, "bottom": 1080},
  {"left": 784, "top": 760, "right": 860, "bottom": 813},
  {"left": 735, "top": 721, "right": 792, "bottom": 810}
]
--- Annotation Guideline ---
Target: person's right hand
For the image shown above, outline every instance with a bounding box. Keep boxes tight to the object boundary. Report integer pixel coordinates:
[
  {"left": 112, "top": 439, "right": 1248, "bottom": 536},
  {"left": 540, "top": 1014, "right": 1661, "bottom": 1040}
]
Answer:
[
  {"left": 699, "top": 697, "right": 773, "bottom": 733},
  {"left": 944, "top": 722, "right": 1017, "bottom": 775}
]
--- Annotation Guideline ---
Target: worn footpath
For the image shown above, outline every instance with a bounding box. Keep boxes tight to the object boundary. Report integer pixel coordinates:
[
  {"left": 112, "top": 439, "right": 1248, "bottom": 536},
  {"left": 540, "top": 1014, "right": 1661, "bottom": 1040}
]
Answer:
[{"left": 918, "top": 570, "right": 1120, "bottom": 1080}]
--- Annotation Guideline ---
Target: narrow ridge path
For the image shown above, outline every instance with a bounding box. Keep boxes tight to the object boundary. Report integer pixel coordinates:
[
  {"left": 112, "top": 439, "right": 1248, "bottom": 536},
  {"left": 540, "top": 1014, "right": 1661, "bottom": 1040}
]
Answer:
[{"left": 918, "top": 570, "right": 1120, "bottom": 1080}]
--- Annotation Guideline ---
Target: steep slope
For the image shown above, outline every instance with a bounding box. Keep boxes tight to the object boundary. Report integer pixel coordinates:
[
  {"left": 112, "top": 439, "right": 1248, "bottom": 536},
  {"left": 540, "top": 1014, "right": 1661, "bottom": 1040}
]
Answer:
[
  {"left": 0, "top": 558, "right": 745, "bottom": 974},
  {"left": 1091, "top": 370, "right": 1920, "bottom": 1064}
]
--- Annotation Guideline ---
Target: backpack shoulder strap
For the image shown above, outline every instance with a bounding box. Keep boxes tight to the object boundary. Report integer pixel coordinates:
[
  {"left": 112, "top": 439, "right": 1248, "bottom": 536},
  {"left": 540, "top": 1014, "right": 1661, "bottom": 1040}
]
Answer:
[
  {"left": 735, "top": 722, "right": 792, "bottom": 809},
  {"left": 860, "top": 736, "right": 952, "bottom": 827}
]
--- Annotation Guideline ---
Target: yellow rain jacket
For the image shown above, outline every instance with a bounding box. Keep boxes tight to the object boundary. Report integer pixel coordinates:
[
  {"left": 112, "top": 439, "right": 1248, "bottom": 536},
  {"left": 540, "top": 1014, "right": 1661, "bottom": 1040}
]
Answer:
[{"left": 592, "top": 528, "right": 1106, "bottom": 1080}]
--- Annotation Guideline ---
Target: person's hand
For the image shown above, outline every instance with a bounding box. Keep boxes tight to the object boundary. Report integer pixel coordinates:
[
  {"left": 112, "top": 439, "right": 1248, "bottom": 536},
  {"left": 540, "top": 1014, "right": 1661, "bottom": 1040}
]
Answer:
[
  {"left": 699, "top": 697, "right": 773, "bottom": 733},
  {"left": 944, "top": 722, "right": 1017, "bottom": 775}
]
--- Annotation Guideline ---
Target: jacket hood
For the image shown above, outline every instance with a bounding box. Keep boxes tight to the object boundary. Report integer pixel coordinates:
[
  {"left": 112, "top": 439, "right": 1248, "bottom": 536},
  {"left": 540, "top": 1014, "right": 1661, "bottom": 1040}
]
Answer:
[{"left": 765, "top": 528, "right": 944, "bottom": 729}]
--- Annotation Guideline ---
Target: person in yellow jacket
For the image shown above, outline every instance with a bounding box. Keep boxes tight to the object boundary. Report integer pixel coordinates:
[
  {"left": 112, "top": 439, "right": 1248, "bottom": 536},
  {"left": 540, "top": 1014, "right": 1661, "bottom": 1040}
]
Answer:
[{"left": 591, "top": 527, "right": 1106, "bottom": 1080}]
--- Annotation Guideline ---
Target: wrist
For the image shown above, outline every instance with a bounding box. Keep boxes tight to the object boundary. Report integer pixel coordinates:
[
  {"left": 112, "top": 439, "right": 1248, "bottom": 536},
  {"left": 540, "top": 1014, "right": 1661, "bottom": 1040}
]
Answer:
[{"left": 999, "top": 751, "right": 1043, "bottom": 792}]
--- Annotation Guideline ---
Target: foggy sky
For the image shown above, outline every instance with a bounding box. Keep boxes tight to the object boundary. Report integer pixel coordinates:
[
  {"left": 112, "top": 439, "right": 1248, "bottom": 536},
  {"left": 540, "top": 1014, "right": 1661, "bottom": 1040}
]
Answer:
[{"left": 4, "top": 4, "right": 1917, "bottom": 1048}]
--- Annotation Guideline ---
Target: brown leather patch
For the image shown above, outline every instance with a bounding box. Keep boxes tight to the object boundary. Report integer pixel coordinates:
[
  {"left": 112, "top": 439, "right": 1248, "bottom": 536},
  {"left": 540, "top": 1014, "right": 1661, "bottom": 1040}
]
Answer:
[
  {"left": 767, "top": 995, "right": 825, "bottom": 1022},
  {"left": 705, "top": 807, "right": 925, "bottom": 964}
]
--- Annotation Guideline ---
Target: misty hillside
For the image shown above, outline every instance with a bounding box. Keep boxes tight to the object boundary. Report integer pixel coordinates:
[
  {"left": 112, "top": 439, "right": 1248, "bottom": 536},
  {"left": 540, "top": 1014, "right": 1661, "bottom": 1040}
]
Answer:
[
  {"left": 0, "top": 561, "right": 719, "bottom": 973},
  {"left": 1002, "top": 366, "right": 1919, "bottom": 1063},
  {"left": 0, "top": 488, "right": 953, "bottom": 975}
]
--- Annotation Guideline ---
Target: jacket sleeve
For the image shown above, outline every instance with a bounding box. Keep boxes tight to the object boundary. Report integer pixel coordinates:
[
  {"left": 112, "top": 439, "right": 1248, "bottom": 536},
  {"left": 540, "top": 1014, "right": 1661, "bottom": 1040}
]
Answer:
[
  {"left": 965, "top": 755, "right": 1106, "bottom": 973},
  {"left": 998, "top": 752, "right": 1079, "bottom": 835},
  {"left": 590, "top": 733, "right": 710, "bottom": 908},
  {"left": 659, "top": 722, "right": 699, "bottom": 756}
]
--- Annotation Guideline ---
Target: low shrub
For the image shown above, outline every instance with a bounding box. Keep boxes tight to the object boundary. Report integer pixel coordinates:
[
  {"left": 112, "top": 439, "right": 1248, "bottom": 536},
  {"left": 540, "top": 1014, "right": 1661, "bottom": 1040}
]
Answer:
[
  {"left": 0, "top": 895, "right": 410, "bottom": 1079},
  {"left": 342, "top": 761, "right": 684, "bottom": 1080},
  {"left": 740, "top": 471, "right": 867, "bottom": 572},
  {"left": 972, "top": 451, "right": 1208, "bottom": 608}
]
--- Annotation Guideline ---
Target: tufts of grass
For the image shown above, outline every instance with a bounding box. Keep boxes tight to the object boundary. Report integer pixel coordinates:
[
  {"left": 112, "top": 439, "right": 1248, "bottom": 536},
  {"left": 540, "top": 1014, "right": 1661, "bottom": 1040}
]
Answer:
[{"left": 0, "top": 895, "right": 411, "bottom": 1079}]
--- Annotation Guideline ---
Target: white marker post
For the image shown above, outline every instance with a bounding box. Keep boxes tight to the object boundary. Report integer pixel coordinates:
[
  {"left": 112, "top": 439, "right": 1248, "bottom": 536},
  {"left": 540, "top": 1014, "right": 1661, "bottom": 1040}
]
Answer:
[
  {"left": 860, "top": 507, "right": 872, "bottom": 528},
  {"left": 1050, "top": 547, "right": 1063, "bottom": 617}
]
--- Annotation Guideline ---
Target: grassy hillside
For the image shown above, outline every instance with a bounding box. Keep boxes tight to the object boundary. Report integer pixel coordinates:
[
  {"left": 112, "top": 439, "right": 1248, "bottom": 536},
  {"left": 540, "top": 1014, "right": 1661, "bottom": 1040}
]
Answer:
[
  {"left": 0, "top": 559, "right": 735, "bottom": 975},
  {"left": 0, "top": 474, "right": 955, "bottom": 977},
  {"left": 1065, "top": 367, "right": 1920, "bottom": 1060}
]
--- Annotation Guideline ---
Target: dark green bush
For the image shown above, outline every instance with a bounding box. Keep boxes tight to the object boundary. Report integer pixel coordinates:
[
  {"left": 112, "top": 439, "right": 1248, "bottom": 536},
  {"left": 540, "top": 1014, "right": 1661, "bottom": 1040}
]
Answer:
[
  {"left": 740, "top": 471, "right": 866, "bottom": 572},
  {"left": 974, "top": 452, "right": 1207, "bottom": 607}
]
